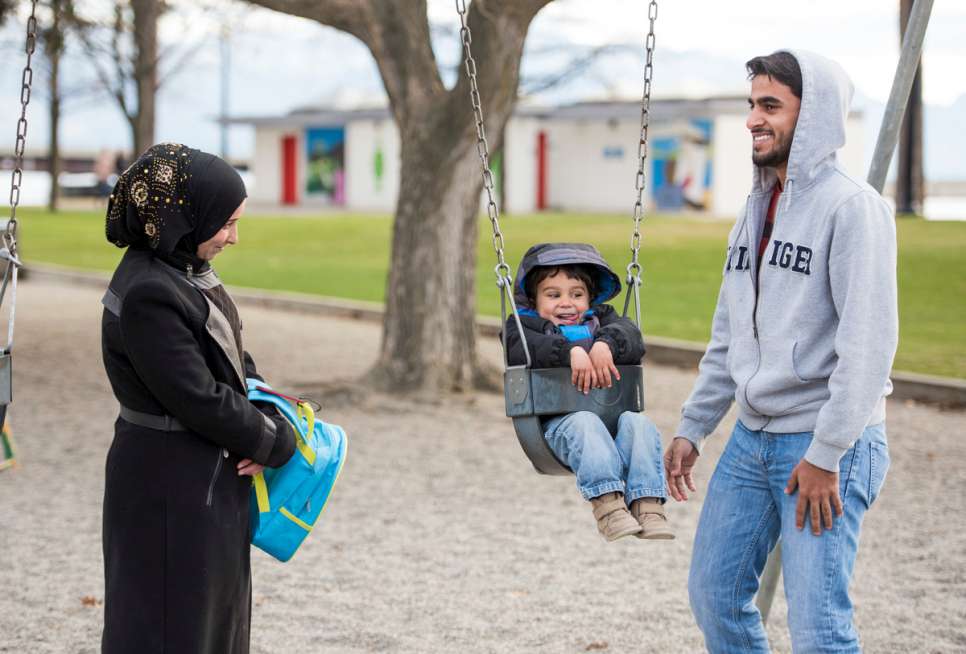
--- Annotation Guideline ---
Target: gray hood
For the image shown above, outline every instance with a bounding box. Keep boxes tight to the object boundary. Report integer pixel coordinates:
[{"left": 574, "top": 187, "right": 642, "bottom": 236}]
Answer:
[
  {"left": 513, "top": 242, "right": 622, "bottom": 309},
  {"left": 752, "top": 49, "right": 854, "bottom": 194}
]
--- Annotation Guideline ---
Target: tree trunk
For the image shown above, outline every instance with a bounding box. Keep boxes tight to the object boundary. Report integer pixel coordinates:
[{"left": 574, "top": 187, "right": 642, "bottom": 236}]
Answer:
[
  {"left": 47, "top": 0, "right": 63, "bottom": 213},
  {"left": 373, "top": 108, "right": 500, "bottom": 393},
  {"left": 243, "top": 0, "right": 551, "bottom": 394},
  {"left": 897, "top": 0, "right": 924, "bottom": 215},
  {"left": 370, "top": 9, "right": 534, "bottom": 394},
  {"left": 131, "top": 0, "right": 159, "bottom": 156}
]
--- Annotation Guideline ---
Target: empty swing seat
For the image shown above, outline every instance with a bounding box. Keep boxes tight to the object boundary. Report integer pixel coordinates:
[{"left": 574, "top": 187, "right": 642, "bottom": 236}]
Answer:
[{"left": 504, "top": 365, "right": 645, "bottom": 475}]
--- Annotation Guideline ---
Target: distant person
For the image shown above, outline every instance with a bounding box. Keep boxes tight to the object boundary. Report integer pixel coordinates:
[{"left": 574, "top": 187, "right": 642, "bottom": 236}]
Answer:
[
  {"left": 503, "top": 243, "right": 673, "bottom": 541},
  {"left": 93, "top": 149, "right": 115, "bottom": 198},
  {"left": 678, "top": 132, "right": 710, "bottom": 210},
  {"left": 664, "top": 51, "right": 897, "bottom": 652},
  {"left": 100, "top": 143, "right": 296, "bottom": 653},
  {"left": 113, "top": 151, "right": 128, "bottom": 176}
]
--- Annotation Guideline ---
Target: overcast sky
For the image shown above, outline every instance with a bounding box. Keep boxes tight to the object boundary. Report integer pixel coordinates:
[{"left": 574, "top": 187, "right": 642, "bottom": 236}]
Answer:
[
  {"left": 499, "top": 0, "right": 966, "bottom": 105},
  {"left": 155, "top": 0, "right": 966, "bottom": 106}
]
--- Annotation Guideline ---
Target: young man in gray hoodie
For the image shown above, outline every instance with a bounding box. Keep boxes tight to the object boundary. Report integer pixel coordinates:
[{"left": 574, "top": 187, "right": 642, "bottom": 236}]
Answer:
[{"left": 664, "top": 51, "right": 897, "bottom": 652}]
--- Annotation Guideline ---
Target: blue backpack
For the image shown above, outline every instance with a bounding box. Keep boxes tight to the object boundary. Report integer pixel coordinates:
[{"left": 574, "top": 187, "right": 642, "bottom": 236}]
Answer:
[{"left": 246, "top": 379, "right": 348, "bottom": 562}]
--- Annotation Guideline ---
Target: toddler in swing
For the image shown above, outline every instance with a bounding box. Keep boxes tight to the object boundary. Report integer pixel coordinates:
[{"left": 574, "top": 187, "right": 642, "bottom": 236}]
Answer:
[{"left": 504, "top": 243, "right": 673, "bottom": 541}]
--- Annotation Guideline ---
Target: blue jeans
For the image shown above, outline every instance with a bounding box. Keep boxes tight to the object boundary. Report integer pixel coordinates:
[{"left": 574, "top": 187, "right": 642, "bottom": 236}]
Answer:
[
  {"left": 543, "top": 411, "right": 667, "bottom": 503},
  {"left": 688, "top": 421, "right": 890, "bottom": 653}
]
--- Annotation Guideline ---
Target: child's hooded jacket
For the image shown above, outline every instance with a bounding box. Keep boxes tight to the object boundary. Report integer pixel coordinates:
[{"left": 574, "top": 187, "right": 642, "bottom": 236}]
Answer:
[{"left": 503, "top": 243, "right": 645, "bottom": 367}]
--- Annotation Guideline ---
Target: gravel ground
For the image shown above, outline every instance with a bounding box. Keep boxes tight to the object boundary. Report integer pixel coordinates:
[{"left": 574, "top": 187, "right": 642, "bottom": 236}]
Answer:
[{"left": 1, "top": 277, "right": 964, "bottom": 654}]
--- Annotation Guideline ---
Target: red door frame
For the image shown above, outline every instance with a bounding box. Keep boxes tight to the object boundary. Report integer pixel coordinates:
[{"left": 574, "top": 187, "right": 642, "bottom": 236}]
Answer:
[
  {"left": 536, "top": 131, "right": 547, "bottom": 211},
  {"left": 281, "top": 135, "right": 298, "bottom": 205}
]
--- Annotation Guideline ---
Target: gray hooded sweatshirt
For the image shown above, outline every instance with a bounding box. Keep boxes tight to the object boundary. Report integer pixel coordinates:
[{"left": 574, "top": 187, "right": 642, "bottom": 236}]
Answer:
[{"left": 676, "top": 50, "right": 898, "bottom": 472}]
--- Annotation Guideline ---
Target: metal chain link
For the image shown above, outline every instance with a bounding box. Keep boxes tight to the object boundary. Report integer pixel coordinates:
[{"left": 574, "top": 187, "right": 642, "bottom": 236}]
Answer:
[
  {"left": 455, "top": 0, "right": 511, "bottom": 285},
  {"left": 0, "top": 0, "right": 38, "bottom": 360},
  {"left": 627, "top": 0, "right": 658, "bottom": 286},
  {"left": 6, "top": 0, "right": 39, "bottom": 251}
]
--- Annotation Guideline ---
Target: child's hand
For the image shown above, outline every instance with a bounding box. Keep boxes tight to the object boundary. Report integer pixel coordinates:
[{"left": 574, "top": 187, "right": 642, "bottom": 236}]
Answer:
[
  {"left": 569, "top": 347, "right": 598, "bottom": 394},
  {"left": 588, "top": 341, "right": 621, "bottom": 388}
]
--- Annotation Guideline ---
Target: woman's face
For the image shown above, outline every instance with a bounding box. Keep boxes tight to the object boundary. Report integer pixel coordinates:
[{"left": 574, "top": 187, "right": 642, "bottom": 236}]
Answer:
[{"left": 196, "top": 199, "right": 245, "bottom": 261}]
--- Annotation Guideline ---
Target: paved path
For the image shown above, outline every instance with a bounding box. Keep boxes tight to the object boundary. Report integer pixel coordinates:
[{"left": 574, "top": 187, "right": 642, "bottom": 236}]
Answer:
[{"left": 1, "top": 278, "right": 963, "bottom": 653}]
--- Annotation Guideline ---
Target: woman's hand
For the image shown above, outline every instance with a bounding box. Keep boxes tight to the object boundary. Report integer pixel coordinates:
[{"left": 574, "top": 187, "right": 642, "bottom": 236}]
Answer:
[
  {"left": 237, "top": 459, "right": 265, "bottom": 477},
  {"left": 570, "top": 347, "right": 597, "bottom": 394},
  {"left": 588, "top": 341, "right": 621, "bottom": 388}
]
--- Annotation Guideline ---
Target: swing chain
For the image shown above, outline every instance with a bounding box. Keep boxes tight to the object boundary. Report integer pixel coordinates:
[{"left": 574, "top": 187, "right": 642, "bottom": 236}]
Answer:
[
  {"left": 6, "top": 0, "right": 39, "bottom": 248},
  {"left": 627, "top": 0, "right": 658, "bottom": 287},
  {"left": 455, "top": 0, "right": 511, "bottom": 282}
]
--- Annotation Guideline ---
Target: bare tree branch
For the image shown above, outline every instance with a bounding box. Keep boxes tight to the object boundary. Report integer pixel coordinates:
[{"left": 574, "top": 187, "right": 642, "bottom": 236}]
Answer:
[
  {"left": 65, "top": 0, "right": 199, "bottom": 152},
  {"left": 69, "top": 3, "right": 134, "bottom": 123},
  {"left": 444, "top": 0, "right": 552, "bottom": 134},
  {"left": 155, "top": 39, "right": 206, "bottom": 91},
  {"left": 520, "top": 43, "right": 635, "bottom": 96},
  {"left": 245, "top": 0, "right": 445, "bottom": 125},
  {"left": 478, "top": 0, "right": 555, "bottom": 23},
  {"left": 242, "top": 0, "right": 369, "bottom": 43},
  {"left": 0, "top": 0, "right": 15, "bottom": 24}
]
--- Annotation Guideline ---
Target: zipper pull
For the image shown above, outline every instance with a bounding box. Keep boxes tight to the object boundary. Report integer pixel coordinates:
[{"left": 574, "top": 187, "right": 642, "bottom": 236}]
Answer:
[
  {"left": 222, "top": 448, "right": 229, "bottom": 458},
  {"left": 186, "top": 263, "right": 193, "bottom": 278}
]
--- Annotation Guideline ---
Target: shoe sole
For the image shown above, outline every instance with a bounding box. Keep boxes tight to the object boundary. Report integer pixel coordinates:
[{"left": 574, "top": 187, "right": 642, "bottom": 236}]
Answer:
[
  {"left": 638, "top": 532, "right": 675, "bottom": 540},
  {"left": 602, "top": 526, "right": 644, "bottom": 542}
]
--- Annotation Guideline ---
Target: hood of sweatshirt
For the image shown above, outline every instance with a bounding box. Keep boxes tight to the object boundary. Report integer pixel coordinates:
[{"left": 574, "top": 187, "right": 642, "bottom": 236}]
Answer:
[
  {"left": 751, "top": 49, "right": 854, "bottom": 195},
  {"left": 513, "top": 242, "right": 622, "bottom": 309}
]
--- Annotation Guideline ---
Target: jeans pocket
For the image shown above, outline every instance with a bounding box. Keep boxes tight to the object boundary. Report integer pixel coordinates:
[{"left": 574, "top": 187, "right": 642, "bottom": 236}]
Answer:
[{"left": 868, "top": 441, "right": 890, "bottom": 507}]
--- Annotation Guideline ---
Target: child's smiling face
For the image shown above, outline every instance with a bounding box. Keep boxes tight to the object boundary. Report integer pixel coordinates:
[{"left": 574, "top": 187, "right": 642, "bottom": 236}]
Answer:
[{"left": 535, "top": 271, "right": 590, "bottom": 326}]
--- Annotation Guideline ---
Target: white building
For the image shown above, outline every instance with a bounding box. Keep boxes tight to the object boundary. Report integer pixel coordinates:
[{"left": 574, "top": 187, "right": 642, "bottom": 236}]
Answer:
[{"left": 231, "top": 98, "right": 863, "bottom": 218}]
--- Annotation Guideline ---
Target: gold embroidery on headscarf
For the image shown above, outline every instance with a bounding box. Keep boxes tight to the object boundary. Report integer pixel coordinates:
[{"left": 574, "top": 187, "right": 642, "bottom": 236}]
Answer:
[
  {"left": 131, "top": 181, "right": 149, "bottom": 207},
  {"left": 106, "top": 143, "right": 193, "bottom": 250},
  {"left": 156, "top": 163, "right": 174, "bottom": 184}
]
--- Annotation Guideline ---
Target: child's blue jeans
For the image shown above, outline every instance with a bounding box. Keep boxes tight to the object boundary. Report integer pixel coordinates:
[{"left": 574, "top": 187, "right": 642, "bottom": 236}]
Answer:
[{"left": 543, "top": 410, "right": 667, "bottom": 503}]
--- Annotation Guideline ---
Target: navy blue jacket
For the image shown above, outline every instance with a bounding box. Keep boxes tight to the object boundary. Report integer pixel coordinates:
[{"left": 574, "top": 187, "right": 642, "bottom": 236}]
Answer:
[
  {"left": 503, "top": 303, "right": 646, "bottom": 367},
  {"left": 501, "top": 242, "right": 645, "bottom": 368}
]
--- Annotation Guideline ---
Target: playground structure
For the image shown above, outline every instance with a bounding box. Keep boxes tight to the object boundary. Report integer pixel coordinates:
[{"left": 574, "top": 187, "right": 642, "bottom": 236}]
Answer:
[
  {"left": 0, "top": 0, "right": 937, "bottom": 639},
  {"left": 455, "top": 0, "right": 935, "bottom": 627}
]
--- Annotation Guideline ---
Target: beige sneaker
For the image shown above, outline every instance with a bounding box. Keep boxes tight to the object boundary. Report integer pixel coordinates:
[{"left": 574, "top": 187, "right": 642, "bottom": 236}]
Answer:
[
  {"left": 590, "top": 492, "right": 642, "bottom": 542},
  {"left": 630, "top": 498, "right": 675, "bottom": 540}
]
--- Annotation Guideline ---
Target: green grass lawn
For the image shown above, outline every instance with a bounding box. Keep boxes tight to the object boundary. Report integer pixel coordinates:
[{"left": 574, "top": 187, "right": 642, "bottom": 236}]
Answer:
[{"left": 18, "top": 207, "right": 966, "bottom": 379}]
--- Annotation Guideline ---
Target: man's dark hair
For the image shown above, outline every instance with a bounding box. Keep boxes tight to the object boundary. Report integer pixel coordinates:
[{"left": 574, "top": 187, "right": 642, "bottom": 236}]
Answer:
[
  {"left": 746, "top": 52, "right": 802, "bottom": 99},
  {"left": 525, "top": 264, "right": 596, "bottom": 304}
]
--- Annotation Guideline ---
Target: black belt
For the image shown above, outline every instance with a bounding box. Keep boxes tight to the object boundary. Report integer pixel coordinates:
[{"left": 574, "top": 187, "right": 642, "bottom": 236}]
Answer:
[{"left": 119, "top": 405, "right": 186, "bottom": 432}]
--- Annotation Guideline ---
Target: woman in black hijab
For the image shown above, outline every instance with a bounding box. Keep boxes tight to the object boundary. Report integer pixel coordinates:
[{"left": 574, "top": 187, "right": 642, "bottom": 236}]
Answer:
[{"left": 100, "top": 143, "right": 295, "bottom": 654}]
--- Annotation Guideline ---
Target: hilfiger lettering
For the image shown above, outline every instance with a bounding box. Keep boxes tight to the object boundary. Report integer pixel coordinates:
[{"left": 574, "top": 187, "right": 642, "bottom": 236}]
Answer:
[
  {"left": 767, "top": 240, "right": 812, "bottom": 275},
  {"left": 725, "top": 245, "right": 751, "bottom": 272},
  {"left": 725, "top": 241, "right": 812, "bottom": 275}
]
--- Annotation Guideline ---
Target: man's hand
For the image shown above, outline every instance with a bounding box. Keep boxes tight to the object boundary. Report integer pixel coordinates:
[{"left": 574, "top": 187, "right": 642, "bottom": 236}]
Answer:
[
  {"left": 785, "top": 459, "right": 843, "bottom": 535},
  {"left": 664, "top": 437, "right": 699, "bottom": 501},
  {"left": 588, "top": 341, "right": 621, "bottom": 388},
  {"left": 569, "top": 347, "right": 597, "bottom": 394}
]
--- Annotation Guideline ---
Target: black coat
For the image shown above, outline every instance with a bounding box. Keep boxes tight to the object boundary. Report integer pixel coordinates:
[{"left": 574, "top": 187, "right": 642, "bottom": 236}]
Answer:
[
  {"left": 503, "top": 303, "right": 646, "bottom": 368},
  {"left": 100, "top": 248, "right": 293, "bottom": 654}
]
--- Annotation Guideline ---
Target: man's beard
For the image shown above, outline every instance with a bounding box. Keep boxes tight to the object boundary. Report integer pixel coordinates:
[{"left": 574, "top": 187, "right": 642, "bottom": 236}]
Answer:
[{"left": 752, "top": 130, "right": 794, "bottom": 168}]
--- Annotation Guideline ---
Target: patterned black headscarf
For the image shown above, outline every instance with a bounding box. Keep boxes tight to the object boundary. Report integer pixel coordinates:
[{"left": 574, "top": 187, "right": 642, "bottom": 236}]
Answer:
[{"left": 106, "top": 143, "right": 247, "bottom": 271}]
